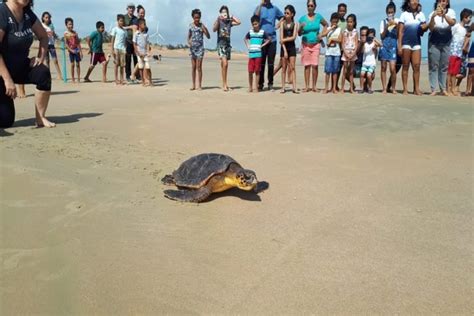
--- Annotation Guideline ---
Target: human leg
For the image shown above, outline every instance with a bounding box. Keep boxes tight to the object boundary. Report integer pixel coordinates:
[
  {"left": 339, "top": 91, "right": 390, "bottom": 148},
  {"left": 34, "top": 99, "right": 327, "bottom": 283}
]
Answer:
[
  {"left": 281, "top": 57, "right": 288, "bottom": 93},
  {"left": 304, "top": 66, "right": 311, "bottom": 92},
  {"left": 259, "top": 45, "right": 269, "bottom": 90},
  {"left": 411, "top": 49, "right": 422, "bottom": 95},
  {"left": 191, "top": 58, "right": 197, "bottom": 90},
  {"left": 267, "top": 41, "right": 277, "bottom": 89},
  {"left": 197, "top": 58, "right": 203, "bottom": 90},
  {"left": 381, "top": 60, "right": 388, "bottom": 93},
  {"left": 221, "top": 57, "right": 229, "bottom": 91},
  {"left": 289, "top": 56, "right": 297, "bottom": 92},
  {"left": 311, "top": 66, "right": 318, "bottom": 92},
  {"left": 438, "top": 44, "right": 450, "bottom": 95},
  {"left": 389, "top": 61, "right": 397, "bottom": 94},
  {"left": 401, "top": 49, "right": 411, "bottom": 95},
  {"left": 428, "top": 43, "right": 440, "bottom": 94}
]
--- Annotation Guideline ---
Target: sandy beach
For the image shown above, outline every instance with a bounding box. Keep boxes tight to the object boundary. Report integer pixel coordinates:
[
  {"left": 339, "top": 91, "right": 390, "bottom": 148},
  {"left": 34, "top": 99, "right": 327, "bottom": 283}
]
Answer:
[{"left": 0, "top": 50, "right": 473, "bottom": 314}]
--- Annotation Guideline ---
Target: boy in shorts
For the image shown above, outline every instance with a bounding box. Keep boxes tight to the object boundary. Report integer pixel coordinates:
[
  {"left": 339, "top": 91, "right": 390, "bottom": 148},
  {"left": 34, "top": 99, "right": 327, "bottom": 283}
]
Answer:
[
  {"left": 111, "top": 14, "right": 128, "bottom": 85},
  {"left": 245, "top": 15, "right": 270, "bottom": 93},
  {"left": 321, "top": 12, "right": 342, "bottom": 94},
  {"left": 133, "top": 18, "right": 151, "bottom": 86},
  {"left": 64, "top": 17, "right": 82, "bottom": 83},
  {"left": 84, "top": 21, "right": 109, "bottom": 83},
  {"left": 447, "top": 9, "right": 472, "bottom": 96}
]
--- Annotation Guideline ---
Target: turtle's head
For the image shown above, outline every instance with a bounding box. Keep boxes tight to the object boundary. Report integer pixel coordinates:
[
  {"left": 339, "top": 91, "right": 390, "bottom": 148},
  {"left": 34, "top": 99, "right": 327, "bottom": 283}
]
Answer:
[{"left": 236, "top": 169, "right": 258, "bottom": 191}]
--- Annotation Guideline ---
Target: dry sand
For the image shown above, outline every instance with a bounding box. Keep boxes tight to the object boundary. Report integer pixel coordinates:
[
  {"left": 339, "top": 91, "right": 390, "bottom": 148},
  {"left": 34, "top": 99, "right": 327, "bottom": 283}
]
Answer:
[{"left": 0, "top": 50, "right": 473, "bottom": 314}]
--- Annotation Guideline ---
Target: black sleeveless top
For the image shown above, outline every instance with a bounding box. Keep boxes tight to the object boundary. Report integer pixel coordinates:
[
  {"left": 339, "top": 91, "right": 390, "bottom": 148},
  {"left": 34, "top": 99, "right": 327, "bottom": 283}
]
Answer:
[{"left": 283, "top": 22, "right": 295, "bottom": 39}]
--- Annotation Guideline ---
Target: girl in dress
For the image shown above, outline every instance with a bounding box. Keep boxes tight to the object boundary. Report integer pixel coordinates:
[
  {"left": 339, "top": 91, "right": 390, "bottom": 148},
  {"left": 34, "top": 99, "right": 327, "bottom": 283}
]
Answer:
[{"left": 188, "top": 9, "right": 210, "bottom": 91}]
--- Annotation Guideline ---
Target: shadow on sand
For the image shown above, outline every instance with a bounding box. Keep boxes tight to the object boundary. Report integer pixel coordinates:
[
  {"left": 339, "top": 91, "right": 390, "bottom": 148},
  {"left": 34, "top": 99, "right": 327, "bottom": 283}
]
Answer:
[
  {"left": 13, "top": 112, "right": 103, "bottom": 128},
  {"left": 201, "top": 181, "right": 270, "bottom": 203}
]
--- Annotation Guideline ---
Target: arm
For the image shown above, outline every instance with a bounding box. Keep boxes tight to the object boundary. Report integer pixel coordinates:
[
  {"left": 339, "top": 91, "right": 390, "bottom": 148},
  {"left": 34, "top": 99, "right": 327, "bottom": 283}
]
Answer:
[
  {"left": 77, "top": 34, "right": 83, "bottom": 58},
  {"left": 86, "top": 36, "right": 91, "bottom": 53},
  {"left": 111, "top": 36, "right": 116, "bottom": 55},
  {"left": 213, "top": 18, "right": 219, "bottom": 32},
  {"left": 31, "top": 20, "right": 48, "bottom": 65},
  {"left": 232, "top": 16, "right": 241, "bottom": 26},
  {"left": 261, "top": 37, "right": 271, "bottom": 48},
  {"left": 0, "top": 30, "right": 17, "bottom": 99},
  {"left": 202, "top": 24, "right": 210, "bottom": 39},
  {"left": 187, "top": 29, "right": 192, "bottom": 46},
  {"left": 255, "top": 1, "right": 264, "bottom": 17},
  {"left": 374, "top": 38, "right": 382, "bottom": 48},
  {"left": 381, "top": 20, "right": 388, "bottom": 39},
  {"left": 318, "top": 18, "right": 328, "bottom": 41}
]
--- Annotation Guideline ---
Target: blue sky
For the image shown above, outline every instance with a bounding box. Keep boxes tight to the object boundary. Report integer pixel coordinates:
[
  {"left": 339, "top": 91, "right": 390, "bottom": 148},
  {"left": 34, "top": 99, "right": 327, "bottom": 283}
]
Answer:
[{"left": 35, "top": 0, "right": 472, "bottom": 53}]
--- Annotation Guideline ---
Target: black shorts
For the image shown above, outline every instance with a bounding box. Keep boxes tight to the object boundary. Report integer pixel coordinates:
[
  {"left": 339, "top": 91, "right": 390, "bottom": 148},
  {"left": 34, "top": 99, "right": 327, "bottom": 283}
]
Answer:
[
  {"left": 280, "top": 43, "right": 297, "bottom": 58},
  {"left": 0, "top": 62, "right": 52, "bottom": 128}
]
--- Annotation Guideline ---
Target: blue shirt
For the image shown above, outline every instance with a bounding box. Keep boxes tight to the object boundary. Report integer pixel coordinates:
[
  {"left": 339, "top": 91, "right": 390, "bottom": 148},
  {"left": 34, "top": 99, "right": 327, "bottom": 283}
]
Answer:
[
  {"left": 254, "top": 3, "right": 283, "bottom": 42},
  {"left": 399, "top": 11, "right": 426, "bottom": 47}
]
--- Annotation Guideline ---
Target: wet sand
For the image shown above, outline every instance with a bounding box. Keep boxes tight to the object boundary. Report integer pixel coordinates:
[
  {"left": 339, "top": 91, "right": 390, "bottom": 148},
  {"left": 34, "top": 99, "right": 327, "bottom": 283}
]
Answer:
[{"left": 0, "top": 51, "right": 473, "bottom": 314}]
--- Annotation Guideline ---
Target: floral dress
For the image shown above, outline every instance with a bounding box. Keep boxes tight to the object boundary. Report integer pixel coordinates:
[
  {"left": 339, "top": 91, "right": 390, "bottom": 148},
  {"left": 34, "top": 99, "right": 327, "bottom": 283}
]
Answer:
[{"left": 189, "top": 23, "right": 204, "bottom": 59}]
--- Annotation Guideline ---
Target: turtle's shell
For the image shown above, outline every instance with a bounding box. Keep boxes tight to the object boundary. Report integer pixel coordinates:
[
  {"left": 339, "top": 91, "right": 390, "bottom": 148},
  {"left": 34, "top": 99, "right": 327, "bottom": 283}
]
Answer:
[{"left": 172, "top": 153, "right": 240, "bottom": 189}]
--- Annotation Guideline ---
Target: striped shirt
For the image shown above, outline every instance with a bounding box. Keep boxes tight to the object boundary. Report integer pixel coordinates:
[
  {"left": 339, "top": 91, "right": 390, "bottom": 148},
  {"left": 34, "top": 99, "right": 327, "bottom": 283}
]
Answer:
[{"left": 245, "top": 29, "right": 269, "bottom": 58}]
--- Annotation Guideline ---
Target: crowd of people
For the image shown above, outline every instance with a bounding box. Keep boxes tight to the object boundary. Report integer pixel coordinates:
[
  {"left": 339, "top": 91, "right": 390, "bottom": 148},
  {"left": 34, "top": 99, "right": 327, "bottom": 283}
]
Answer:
[
  {"left": 189, "top": 0, "right": 473, "bottom": 95},
  {"left": 0, "top": 0, "right": 473, "bottom": 129}
]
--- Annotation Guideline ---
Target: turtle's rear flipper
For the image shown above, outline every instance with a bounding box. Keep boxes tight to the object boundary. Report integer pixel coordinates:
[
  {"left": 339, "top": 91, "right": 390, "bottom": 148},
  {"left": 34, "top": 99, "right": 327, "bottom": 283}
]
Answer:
[
  {"left": 161, "top": 174, "right": 176, "bottom": 186},
  {"left": 164, "top": 187, "right": 211, "bottom": 203}
]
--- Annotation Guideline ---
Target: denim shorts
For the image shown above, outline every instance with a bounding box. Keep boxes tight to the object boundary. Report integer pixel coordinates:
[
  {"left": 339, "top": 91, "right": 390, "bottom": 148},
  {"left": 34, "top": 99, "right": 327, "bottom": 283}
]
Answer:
[{"left": 324, "top": 55, "right": 341, "bottom": 74}]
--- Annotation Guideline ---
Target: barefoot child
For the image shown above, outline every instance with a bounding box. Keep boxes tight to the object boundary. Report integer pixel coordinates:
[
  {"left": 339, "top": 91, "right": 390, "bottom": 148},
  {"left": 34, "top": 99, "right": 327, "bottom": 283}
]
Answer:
[
  {"left": 213, "top": 6, "right": 241, "bottom": 91},
  {"left": 41, "top": 12, "right": 62, "bottom": 80},
  {"left": 84, "top": 21, "right": 109, "bottom": 83},
  {"left": 320, "top": 12, "right": 342, "bottom": 94},
  {"left": 340, "top": 14, "right": 358, "bottom": 93},
  {"left": 279, "top": 5, "right": 299, "bottom": 94},
  {"left": 111, "top": 15, "right": 128, "bottom": 85},
  {"left": 379, "top": 1, "right": 398, "bottom": 94},
  {"left": 245, "top": 15, "right": 271, "bottom": 93},
  {"left": 466, "top": 25, "right": 474, "bottom": 96},
  {"left": 188, "top": 9, "right": 210, "bottom": 91},
  {"left": 133, "top": 19, "right": 151, "bottom": 86},
  {"left": 359, "top": 28, "right": 382, "bottom": 94},
  {"left": 447, "top": 8, "right": 472, "bottom": 96},
  {"left": 64, "top": 17, "right": 82, "bottom": 83}
]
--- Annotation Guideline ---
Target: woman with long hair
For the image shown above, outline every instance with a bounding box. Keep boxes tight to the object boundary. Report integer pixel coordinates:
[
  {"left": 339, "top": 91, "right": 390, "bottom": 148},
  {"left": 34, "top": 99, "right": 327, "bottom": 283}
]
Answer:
[
  {"left": 0, "top": 0, "right": 55, "bottom": 128},
  {"left": 279, "top": 5, "right": 298, "bottom": 93}
]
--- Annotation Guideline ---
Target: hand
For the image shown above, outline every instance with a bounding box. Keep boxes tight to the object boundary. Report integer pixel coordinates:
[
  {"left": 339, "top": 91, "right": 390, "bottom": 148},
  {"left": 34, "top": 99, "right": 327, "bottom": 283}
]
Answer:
[
  {"left": 300, "top": 22, "right": 306, "bottom": 29},
  {"left": 30, "top": 57, "right": 43, "bottom": 67},
  {"left": 4, "top": 79, "right": 17, "bottom": 99},
  {"left": 261, "top": 0, "right": 265, "bottom": 5},
  {"left": 397, "top": 47, "right": 402, "bottom": 57}
]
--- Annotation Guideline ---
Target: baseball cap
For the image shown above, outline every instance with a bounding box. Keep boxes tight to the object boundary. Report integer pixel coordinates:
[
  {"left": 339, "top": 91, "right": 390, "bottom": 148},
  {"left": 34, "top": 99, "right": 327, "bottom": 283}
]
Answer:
[{"left": 127, "top": 3, "right": 135, "bottom": 8}]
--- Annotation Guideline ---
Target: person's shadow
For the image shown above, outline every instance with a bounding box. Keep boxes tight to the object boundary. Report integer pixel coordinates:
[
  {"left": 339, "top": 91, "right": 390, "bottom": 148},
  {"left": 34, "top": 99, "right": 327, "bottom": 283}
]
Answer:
[
  {"left": 12, "top": 112, "right": 103, "bottom": 128},
  {"left": 0, "top": 128, "right": 14, "bottom": 137}
]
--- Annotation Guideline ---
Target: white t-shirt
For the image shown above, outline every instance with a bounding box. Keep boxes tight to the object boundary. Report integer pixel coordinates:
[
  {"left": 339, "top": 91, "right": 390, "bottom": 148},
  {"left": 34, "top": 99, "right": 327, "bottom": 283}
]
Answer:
[
  {"left": 42, "top": 22, "right": 55, "bottom": 46},
  {"left": 362, "top": 42, "right": 377, "bottom": 67},
  {"left": 325, "top": 26, "right": 341, "bottom": 56},
  {"left": 428, "top": 8, "right": 456, "bottom": 29},
  {"left": 451, "top": 23, "right": 467, "bottom": 44}
]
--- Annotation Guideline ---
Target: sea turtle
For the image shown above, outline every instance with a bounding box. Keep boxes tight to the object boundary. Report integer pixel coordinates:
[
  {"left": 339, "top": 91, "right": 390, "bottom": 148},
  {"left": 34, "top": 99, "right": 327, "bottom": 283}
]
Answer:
[{"left": 161, "top": 153, "right": 261, "bottom": 203}]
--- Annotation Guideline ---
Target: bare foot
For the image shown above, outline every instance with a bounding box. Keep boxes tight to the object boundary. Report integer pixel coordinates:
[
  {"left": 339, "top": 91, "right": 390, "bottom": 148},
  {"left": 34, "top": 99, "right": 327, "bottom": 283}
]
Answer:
[
  {"left": 197, "top": 87, "right": 202, "bottom": 91},
  {"left": 322, "top": 89, "right": 328, "bottom": 94},
  {"left": 84, "top": 78, "right": 92, "bottom": 83},
  {"left": 248, "top": 88, "right": 253, "bottom": 93},
  {"left": 452, "top": 91, "right": 459, "bottom": 97},
  {"left": 313, "top": 88, "right": 320, "bottom": 93},
  {"left": 440, "top": 90, "right": 449, "bottom": 96},
  {"left": 414, "top": 90, "right": 423, "bottom": 96},
  {"left": 392, "top": 90, "right": 398, "bottom": 95},
  {"left": 403, "top": 90, "right": 408, "bottom": 95},
  {"left": 331, "top": 89, "right": 337, "bottom": 94},
  {"left": 382, "top": 90, "right": 387, "bottom": 94},
  {"left": 36, "top": 117, "right": 56, "bottom": 128},
  {"left": 430, "top": 91, "right": 437, "bottom": 96},
  {"left": 302, "top": 88, "right": 311, "bottom": 93},
  {"left": 280, "top": 89, "right": 286, "bottom": 94},
  {"left": 190, "top": 87, "right": 196, "bottom": 91},
  {"left": 349, "top": 89, "right": 355, "bottom": 94}
]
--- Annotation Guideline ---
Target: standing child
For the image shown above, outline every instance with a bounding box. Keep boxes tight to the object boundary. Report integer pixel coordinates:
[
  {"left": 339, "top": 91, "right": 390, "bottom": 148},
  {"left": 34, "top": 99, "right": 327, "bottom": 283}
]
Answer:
[
  {"left": 84, "top": 21, "right": 109, "bottom": 83},
  {"left": 245, "top": 15, "right": 271, "bottom": 93},
  {"left": 64, "top": 17, "right": 82, "bottom": 83},
  {"left": 380, "top": 1, "right": 398, "bottom": 94},
  {"left": 188, "top": 9, "right": 210, "bottom": 91},
  {"left": 447, "top": 8, "right": 472, "bottom": 96},
  {"left": 42, "top": 12, "right": 62, "bottom": 80},
  {"left": 279, "top": 5, "right": 299, "bottom": 94},
  {"left": 111, "top": 14, "right": 128, "bottom": 85},
  {"left": 359, "top": 28, "right": 382, "bottom": 94},
  {"left": 133, "top": 19, "right": 151, "bottom": 86},
  {"left": 213, "top": 6, "right": 241, "bottom": 92},
  {"left": 340, "top": 14, "right": 358, "bottom": 94},
  {"left": 320, "top": 12, "right": 342, "bottom": 94}
]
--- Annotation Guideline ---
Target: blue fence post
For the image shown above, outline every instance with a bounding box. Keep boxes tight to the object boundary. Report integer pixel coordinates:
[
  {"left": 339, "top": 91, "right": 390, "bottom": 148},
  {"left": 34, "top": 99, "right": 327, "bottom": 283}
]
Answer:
[{"left": 61, "top": 39, "right": 67, "bottom": 83}]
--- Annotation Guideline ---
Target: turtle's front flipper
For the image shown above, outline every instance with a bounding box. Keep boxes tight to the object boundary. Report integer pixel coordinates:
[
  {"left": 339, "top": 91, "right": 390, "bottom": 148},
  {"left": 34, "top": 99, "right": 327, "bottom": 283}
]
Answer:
[{"left": 164, "top": 187, "right": 212, "bottom": 203}]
